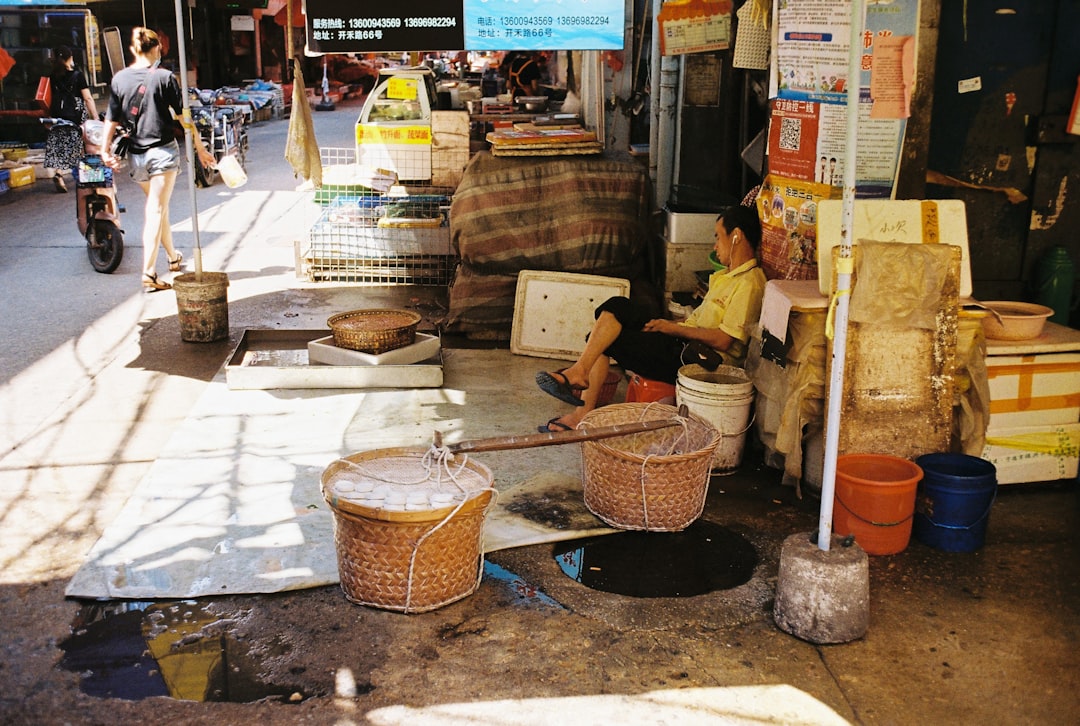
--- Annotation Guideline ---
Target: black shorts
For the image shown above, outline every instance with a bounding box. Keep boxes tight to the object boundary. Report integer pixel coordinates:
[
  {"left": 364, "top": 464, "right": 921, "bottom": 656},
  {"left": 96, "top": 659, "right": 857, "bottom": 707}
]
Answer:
[{"left": 595, "top": 296, "right": 687, "bottom": 384}]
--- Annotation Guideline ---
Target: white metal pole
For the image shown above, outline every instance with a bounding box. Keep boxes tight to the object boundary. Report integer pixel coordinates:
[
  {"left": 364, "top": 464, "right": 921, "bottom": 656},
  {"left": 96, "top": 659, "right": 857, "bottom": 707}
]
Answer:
[
  {"left": 174, "top": 0, "right": 203, "bottom": 276},
  {"left": 817, "top": 0, "right": 866, "bottom": 552}
]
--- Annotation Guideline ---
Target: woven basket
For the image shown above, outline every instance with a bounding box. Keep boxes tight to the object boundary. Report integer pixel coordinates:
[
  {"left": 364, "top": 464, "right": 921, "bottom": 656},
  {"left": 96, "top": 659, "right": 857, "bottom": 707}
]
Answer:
[
  {"left": 579, "top": 403, "right": 721, "bottom": 531},
  {"left": 327, "top": 309, "right": 421, "bottom": 354},
  {"left": 321, "top": 448, "right": 495, "bottom": 613}
]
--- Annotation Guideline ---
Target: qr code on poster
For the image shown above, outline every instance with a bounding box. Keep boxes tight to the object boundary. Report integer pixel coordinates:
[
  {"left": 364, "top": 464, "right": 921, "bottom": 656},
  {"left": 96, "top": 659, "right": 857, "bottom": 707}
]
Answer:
[{"left": 778, "top": 117, "right": 801, "bottom": 151}]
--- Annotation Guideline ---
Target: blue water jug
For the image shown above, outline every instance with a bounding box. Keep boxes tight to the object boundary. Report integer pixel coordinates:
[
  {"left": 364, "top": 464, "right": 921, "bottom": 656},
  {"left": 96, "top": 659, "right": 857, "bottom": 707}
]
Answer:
[{"left": 1034, "top": 246, "right": 1075, "bottom": 326}]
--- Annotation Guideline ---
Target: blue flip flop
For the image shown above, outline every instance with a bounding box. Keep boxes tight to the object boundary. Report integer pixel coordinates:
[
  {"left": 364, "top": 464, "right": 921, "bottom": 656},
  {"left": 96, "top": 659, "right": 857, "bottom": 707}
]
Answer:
[{"left": 535, "top": 370, "right": 586, "bottom": 407}]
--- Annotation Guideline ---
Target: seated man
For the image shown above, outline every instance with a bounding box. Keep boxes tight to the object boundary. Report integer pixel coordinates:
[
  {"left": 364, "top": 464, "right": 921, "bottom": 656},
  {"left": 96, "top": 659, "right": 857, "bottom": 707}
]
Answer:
[{"left": 535, "top": 205, "right": 766, "bottom": 433}]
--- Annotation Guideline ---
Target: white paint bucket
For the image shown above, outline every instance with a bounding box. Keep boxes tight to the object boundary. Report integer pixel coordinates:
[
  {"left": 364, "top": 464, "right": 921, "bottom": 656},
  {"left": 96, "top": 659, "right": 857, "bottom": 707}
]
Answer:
[
  {"left": 676, "top": 364, "right": 754, "bottom": 472},
  {"left": 217, "top": 154, "right": 247, "bottom": 188}
]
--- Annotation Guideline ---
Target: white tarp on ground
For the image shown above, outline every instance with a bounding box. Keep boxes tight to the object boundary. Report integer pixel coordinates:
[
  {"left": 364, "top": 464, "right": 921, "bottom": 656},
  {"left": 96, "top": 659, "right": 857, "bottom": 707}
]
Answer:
[{"left": 66, "top": 349, "right": 612, "bottom": 600}]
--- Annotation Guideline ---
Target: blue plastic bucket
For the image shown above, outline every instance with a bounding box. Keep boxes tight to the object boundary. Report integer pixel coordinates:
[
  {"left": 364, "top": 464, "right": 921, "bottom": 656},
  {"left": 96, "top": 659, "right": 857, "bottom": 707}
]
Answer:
[{"left": 913, "top": 454, "right": 997, "bottom": 552}]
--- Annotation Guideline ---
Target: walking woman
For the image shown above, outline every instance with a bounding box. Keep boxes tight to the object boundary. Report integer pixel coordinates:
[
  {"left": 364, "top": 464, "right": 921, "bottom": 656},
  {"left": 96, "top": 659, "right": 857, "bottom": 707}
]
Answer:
[
  {"left": 101, "top": 27, "right": 214, "bottom": 293},
  {"left": 44, "top": 46, "right": 97, "bottom": 193}
]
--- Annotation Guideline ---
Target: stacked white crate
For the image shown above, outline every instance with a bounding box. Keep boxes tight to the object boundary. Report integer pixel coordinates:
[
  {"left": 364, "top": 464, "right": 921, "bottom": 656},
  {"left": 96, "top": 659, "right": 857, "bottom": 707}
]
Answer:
[
  {"left": 982, "top": 322, "right": 1080, "bottom": 484},
  {"left": 663, "top": 211, "right": 717, "bottom": 294}
]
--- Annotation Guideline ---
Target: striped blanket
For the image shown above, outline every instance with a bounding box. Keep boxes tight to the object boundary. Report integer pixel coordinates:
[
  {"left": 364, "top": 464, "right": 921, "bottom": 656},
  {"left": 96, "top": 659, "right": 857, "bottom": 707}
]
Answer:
[{"left": 446, "top": 152, "right": 651, "bottom": 335}]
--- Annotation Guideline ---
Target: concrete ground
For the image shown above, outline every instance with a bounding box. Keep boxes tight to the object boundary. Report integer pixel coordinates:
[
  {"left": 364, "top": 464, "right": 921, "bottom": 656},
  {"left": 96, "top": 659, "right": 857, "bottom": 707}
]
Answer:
[{"left": 0, "top": 99, "right": 1077, "bottom": 725}]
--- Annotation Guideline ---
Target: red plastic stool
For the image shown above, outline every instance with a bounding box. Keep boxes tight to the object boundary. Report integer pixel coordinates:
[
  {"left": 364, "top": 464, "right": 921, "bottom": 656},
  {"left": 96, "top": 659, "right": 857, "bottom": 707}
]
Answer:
[{"left": 625, "top": 372, "right": 677, "bottom": 404}]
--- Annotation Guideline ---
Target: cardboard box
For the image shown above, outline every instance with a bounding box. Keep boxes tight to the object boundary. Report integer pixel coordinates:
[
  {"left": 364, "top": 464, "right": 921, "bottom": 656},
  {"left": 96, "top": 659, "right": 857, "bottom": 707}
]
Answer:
[
  {"left": 8, "top": 164, "right": 34, "bottom": 187},
  {"left": 986, "top": 351, "right": 1080, "bottom": 428},
  {"left": 982, "top": 422, "right": 1080, "bottom": 484}
]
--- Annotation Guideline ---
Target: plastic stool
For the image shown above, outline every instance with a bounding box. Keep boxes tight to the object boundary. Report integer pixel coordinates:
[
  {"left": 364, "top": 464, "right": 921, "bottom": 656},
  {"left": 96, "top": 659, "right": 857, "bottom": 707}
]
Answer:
[{"left": 625, "top": 372, "right": 677, "bottom": 404}]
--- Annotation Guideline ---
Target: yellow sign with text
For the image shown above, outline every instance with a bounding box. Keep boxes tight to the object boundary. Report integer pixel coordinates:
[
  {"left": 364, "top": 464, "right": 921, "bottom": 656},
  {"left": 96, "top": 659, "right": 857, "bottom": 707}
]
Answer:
[
  {"left": 387, "top": 78, "right": 418, "bottom": 101},
  {"left": 356, "top": 125, "right": 432, "bottom": 145}
]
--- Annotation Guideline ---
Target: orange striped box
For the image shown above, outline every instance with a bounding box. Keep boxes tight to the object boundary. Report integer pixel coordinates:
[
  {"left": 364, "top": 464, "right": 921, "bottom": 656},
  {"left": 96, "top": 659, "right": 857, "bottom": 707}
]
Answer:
[
  {"left": 986, "top": 352, "right": 1080, "bottom": 428},
  {"left": 982, "top": 422, "right": 1080, "bottom": 485}
]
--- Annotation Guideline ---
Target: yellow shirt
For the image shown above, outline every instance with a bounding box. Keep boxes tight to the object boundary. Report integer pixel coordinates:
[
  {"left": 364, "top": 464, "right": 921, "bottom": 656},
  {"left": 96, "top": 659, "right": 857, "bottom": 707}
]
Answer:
[{"left": 680, "top": 259, "right": 767, "bottom": 366}]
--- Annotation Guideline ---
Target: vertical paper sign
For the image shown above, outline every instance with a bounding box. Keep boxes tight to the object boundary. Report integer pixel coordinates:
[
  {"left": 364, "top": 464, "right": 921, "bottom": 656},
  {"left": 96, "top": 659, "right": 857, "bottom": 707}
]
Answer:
[
  {"left": 658, "top": 0, "right": 733, "bottom": 56},
  {"left": 870, "top": 35, "right": 914, "bottom": 119},
  {"left": 773, "top": 0, "right": 920, "bottom": 199}
]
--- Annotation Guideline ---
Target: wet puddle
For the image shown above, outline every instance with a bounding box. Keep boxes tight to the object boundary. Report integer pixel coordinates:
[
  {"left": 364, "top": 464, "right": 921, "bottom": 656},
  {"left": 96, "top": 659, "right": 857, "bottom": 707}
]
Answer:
[
  {"left": 553, "top": 520, "right": 757, "bottom": 597},
  {"left": 58, "top": 600, "right": 313, "bottom": 702}
]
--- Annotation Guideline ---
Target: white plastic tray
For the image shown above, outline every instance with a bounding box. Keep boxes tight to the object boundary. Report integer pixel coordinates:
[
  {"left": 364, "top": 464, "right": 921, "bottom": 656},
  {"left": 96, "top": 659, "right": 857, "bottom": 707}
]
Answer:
[{"left": 225, "top": 330, "right": 442, "bottom": 389}]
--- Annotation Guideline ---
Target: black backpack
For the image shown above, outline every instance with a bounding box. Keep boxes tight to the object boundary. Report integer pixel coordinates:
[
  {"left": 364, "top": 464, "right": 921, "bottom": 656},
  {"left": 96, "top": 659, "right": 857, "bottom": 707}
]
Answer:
[{"left": 52, "top": 73, "right": 84, "bottom": 123}]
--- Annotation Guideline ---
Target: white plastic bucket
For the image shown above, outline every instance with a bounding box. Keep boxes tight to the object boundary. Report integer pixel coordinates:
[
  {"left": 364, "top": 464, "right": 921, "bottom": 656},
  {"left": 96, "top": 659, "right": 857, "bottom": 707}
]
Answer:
[
  {"left": 217, "top": 154, "right": 248, "bottom": 188},
  {"left": 676, "top": 364, "right": 754, "bottom": 472}
]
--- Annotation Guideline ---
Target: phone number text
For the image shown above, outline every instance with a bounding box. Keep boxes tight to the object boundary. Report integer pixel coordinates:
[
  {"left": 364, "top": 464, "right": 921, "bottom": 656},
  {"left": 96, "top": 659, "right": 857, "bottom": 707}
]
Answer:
[{"left": 497, "top": 15, "right": 612, "bottom": 26}]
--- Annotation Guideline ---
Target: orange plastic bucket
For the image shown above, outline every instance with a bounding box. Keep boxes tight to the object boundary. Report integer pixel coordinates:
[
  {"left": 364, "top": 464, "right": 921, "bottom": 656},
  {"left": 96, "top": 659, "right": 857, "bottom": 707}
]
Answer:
[{"left": 834, "top": 454, "right": 923, "bottom": 555}]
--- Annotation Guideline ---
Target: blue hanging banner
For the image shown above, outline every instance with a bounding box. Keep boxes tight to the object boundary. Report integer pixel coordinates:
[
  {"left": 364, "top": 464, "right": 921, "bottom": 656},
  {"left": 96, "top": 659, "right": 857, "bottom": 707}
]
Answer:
[
  {"left": 304, "top": 0, "right": 624, "bottom": 53},
  {"left": 464, "top": 0, "right": 624, "bottom": 50}
]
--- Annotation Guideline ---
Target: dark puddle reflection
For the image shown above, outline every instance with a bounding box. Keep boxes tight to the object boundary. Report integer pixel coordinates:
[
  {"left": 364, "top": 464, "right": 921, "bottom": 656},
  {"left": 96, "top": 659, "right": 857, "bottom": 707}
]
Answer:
[
  {"left": 59, "top": 600, "right": 310, "bottom": 702},
  {"left": 554, "top": 520, "right": 757, "bottom": 597}
]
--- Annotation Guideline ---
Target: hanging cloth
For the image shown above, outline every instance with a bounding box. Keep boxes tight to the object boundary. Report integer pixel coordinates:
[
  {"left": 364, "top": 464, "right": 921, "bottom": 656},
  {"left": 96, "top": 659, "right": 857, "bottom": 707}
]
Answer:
[{"left": 284, "top": 58, "right": 323, "bottom": 188}]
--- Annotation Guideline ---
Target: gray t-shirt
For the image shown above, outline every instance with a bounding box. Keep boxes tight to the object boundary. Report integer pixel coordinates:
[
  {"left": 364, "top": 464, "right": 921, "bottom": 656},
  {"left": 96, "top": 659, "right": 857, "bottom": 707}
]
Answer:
[{"left": 106, "top": 65, "right": 181, "bottom": 153}]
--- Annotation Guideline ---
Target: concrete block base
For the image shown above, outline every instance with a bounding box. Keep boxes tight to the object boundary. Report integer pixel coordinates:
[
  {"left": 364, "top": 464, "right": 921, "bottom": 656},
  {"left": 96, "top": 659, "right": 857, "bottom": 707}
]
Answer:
[{"left": 774, "top": 531, "right": 870, "bottom": 644}]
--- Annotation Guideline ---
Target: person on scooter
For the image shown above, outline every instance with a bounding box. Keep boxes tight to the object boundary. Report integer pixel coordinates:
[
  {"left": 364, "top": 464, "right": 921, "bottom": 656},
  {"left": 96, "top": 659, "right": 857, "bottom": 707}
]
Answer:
[
  {"left": 100, "top": 27, "right": 214, "bottom": 293},
  {"left": 44, "top": 46, "right": 97, "bottom": 193}
]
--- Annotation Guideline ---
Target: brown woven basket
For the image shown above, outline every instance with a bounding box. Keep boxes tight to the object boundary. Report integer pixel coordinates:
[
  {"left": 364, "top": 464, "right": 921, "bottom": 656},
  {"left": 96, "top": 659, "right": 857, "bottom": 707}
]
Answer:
[
  {"left": 321, "top": 448, "right": 495, "bottom": 613},
  {"left": 327, "top": 309, "right": 421, "bottom": 354},
  {"left": 579, "top": 403, "right": 721, "bottom": 531}
]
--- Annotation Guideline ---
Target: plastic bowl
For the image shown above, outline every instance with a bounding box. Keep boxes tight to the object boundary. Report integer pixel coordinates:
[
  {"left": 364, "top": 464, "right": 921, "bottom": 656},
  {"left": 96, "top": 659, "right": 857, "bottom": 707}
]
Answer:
[
  {"left": 979, "top": 301, "right": 1053, "bottom": 340},
  {"left": 516, "top": 96, "right": 548, "bottom": 112}
]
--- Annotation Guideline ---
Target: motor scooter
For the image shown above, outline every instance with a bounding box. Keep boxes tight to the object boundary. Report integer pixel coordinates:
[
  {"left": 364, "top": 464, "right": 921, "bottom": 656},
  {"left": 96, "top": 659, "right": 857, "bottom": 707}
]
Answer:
[
  {"left": 190, "top": 91, "right": 249, "bottom": 188},
  {"left": 40, "top": 117, "right": 125, "bottom": 273}
]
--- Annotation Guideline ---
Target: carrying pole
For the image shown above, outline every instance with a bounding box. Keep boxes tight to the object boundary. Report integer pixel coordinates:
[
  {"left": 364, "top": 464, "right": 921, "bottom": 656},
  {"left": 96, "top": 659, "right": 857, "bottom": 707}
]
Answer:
[
  {"left": 174, "top": 0, "right": 203, "bottom": 277},
  {"left": 817, "top": 0, "right": 866, "bottom": 552}
]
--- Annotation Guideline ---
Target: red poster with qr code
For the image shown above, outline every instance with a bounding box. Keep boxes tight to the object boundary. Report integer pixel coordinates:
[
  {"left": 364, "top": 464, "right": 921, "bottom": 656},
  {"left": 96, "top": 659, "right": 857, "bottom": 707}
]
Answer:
[{"left": 767, "top": 98, "right": 821, "bottom": 183}]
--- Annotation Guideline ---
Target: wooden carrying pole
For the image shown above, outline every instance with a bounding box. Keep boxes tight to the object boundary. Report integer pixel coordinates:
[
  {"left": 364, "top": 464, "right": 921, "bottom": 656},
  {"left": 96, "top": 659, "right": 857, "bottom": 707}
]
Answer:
[{"left": 433, "top": 407, "right": 691, "bottom": 454}]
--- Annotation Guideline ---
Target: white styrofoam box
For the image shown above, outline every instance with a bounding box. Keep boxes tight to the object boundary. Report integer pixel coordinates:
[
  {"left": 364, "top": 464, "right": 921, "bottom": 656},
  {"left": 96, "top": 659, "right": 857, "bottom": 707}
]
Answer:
[
  {"left": 986, "top": 351, "right": 1080, "bottom": 428},
  {"left": 664, "top": 210, "right": 719, "bottom": 293},
  {"left": 982, "top": 422, "right": 1080, "bottom": 485},
  {"left": 307, "top": 333, "right": 441, "bottom": 366},
  {"left": 817, "top": 199, "right": 972, "bottom": 298},
  {"left": 664, "top": 210, "right": 717, "bottom": 245},
  {"left": 511, "top": 270, "right": 630, "bottom": 360},
  {"left": 665, "top": 240, "right": 713, "bottom": 293}
]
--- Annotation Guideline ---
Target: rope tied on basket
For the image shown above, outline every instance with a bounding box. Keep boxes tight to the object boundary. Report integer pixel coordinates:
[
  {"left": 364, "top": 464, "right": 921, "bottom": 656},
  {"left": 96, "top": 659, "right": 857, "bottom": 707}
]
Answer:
[
  {"left": 639, "top": 401, "right": 694, "bottom": 453},
  {"left": 398, "top": 433, "right": 497, "bottom": 612},
  {"left": 636, "top": 405, "right": 693, "bottom": 530},
  {"left": 333, "top": 442, "right": 472, "bottom": 490}
]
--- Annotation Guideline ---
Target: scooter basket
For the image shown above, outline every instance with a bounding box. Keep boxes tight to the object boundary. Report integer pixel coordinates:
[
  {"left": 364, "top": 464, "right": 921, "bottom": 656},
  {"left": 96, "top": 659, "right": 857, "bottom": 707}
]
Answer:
[{"left": 76, "top": 160, "right": 112, "bottom": 187}]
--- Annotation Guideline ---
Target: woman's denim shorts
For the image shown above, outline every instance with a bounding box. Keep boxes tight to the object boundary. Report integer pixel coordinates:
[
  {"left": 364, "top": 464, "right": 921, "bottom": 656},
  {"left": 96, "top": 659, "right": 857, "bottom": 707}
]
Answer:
[{"left": 129, "top": 140, "right": 181, "bottom": 182}]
